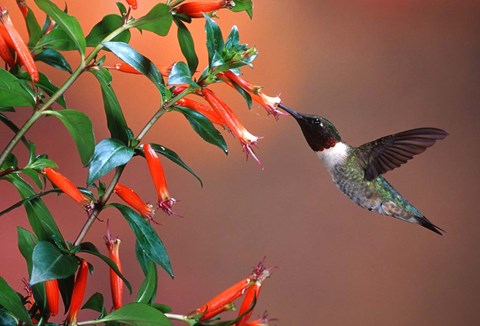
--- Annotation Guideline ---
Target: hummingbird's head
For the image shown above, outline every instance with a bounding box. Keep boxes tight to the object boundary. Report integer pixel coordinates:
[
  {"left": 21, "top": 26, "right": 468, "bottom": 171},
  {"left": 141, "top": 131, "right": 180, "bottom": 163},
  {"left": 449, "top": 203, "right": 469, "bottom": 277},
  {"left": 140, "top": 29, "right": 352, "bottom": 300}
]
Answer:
[{"left": 278, "top": 104, "right": 341, "bottom": 152}]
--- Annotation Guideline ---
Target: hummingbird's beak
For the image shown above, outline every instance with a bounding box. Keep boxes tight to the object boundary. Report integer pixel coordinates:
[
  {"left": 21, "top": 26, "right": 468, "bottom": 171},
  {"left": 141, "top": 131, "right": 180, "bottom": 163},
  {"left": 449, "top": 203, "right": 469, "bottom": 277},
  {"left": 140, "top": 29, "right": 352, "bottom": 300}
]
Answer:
[{"left": 278, "top": 103, "right": 303, "bottom": 120}]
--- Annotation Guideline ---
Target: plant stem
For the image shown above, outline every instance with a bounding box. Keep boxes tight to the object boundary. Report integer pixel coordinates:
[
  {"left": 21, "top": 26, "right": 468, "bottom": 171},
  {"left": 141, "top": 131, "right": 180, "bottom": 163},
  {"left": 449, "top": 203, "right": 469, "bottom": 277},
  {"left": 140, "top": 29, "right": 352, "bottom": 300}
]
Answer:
[
  {"left": 164, "top": 313, "right": 194, "bottom": 324},
  {"left": 73, "top": 87, "right": 194, "bottom": 245}
]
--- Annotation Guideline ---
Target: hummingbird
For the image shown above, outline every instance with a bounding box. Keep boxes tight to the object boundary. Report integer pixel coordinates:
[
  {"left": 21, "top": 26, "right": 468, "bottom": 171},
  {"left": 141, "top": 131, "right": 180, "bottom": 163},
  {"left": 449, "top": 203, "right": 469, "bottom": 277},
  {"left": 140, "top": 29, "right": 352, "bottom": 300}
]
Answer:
[{"left": 278, "top": 103, "right": 448, "bottom": 235}]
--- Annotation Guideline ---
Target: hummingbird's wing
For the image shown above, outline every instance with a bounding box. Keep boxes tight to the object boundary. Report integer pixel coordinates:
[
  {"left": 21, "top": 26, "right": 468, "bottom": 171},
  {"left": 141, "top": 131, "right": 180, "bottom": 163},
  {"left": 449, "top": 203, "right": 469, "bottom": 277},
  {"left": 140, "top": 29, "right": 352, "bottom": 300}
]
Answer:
[{"left": 356, "top": 128, "right": 448, "bottom": 181}]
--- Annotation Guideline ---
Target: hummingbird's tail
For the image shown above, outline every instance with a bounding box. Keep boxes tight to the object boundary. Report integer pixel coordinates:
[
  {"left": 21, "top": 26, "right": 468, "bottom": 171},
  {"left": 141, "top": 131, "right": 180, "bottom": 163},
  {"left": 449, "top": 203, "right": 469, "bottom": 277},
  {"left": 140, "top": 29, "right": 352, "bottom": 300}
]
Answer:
[{"left": 416, "top": 216, "right": 444, "bottom": 235}]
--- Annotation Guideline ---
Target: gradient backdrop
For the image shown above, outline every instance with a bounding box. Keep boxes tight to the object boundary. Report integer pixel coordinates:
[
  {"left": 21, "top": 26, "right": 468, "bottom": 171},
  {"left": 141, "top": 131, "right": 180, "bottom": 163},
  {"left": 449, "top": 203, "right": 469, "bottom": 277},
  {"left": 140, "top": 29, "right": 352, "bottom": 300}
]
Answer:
[{"left": 1, "top": 0, "right": 480, "bottom": 325}]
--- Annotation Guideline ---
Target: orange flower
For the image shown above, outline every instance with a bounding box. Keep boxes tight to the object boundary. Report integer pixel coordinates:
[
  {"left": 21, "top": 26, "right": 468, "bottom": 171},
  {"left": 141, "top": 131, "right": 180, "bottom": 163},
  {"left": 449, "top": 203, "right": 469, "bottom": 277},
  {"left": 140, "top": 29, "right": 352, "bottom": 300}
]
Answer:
[
  {"left": 105, "top": 234, "right": 123, "bottom": 310},
  {"left": 42, "top": 168, "right": 92, "bottom": 210},
  {"left": 45, "top": 279, "right": 59, "bottom": 317},
  {"left": 126, "top": 0, "right": 138, "bottom": 10},
  {"left": 202, "top": 88, "right": 263, "bottom": 167},
  {"left": 0, "top": 25, "right": 14, "bottom": 66},
  {"left": 193, "top": 278, "right": 253, "bottom": 321},
  {"left": 112, "top": 62, "right": 172, "bottom": 77},
  {"left": 175, "top": 0, "right": 234, "bottom": 18},
  {"left": 176, "top": 98, "right": 226, "bottom": 126},
  {"left": 143, "top": 144, "right": 176, "bottom": 215},
  {"left": 114, "top": 183, "right": 155, "bottom": 220},
  {"left": 66, "top": 260, "right": 89, "bottom": 326},
  {"left": 220, "top": 71, "right": 284, "bottom": 118},
  {"left": 0, "top": 7, "right": 38, "bottom": 82}
]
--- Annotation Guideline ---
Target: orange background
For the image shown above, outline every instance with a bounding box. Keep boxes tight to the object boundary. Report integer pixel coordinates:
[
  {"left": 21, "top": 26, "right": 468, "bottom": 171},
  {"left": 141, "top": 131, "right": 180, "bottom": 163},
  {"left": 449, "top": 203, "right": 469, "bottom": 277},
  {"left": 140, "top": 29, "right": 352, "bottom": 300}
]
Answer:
[{"left": 1, "top": 0, "right": 480, "bottom": 325}]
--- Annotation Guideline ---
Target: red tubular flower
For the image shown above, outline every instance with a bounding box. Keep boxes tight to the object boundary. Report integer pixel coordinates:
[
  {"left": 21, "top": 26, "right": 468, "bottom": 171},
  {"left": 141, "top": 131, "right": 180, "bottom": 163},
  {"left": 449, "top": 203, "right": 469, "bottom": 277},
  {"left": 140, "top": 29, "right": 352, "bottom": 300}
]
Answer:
[
  {"left": 202, "top": 88, "right": 263, "bottom": 167},
  {"left": 0, "top": 26, "right": 14, "bottom": 66},
  {"left": 176, "top": 0, "right": 235, "bottom": 18},
  {"left": 220, "top": 71, "right": 284, "bottom": 118},
  {"left": 45, "top": 279, "right": 59, "bottom": 317},
  {"left": 244, "top": 312, "right": 274, "bottom": 326},
  {"left": 114, "top": 183, "right": 155, "bottom": 220},
  {"left": 42, "top": 168, "right": 92, "bottom": 210},
  {"left": 143, "top": 144, "right": 176, "bottom": 215},
  {"left": 176, "top": 98, "right": 226, "bottom": 126},
  {"left": 126, "top": 0, "right": 138, "bottom": 10},
  {"left": 66, "top": 260, "right": 89, "bottom": 326},
  {"left": 105, "top": 235, "right": 123, "bottom": 310},
  {"left": 193, "top": 278, "right": 253, "bottom": 321},
  {"left": 112, "top": 62, "right": 172, "bottom": 77},
  {"left": 237, "top": 260, "right": 272, "bottom": 325},
  {"left": 0, "top": 8, "right": 38, "bottom": 82}
]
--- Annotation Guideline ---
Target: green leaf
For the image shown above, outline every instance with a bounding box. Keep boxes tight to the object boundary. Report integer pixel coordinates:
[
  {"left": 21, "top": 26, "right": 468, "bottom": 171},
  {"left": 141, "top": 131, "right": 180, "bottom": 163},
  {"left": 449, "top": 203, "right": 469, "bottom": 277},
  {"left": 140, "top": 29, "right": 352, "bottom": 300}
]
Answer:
[
  {"left": 0, "top": 69, "right": 35, "bottom": 107},
  {"left": 58, "top": 274, "right": 75, "bottom": 313},
  {"left": 133, "top": 3, "right": 173, "bottom": 37},
  {"left": 30, "top": 241, "right": 78, "bottom": 285},
  {"left": 138, "top": 144, "right": 202, "bottom": 187},
  {"left": 175, "top": 18, "right": 198, "bottom": 74},
  {"left": 116, "top": 2, "right": 127, "bottom": 16},
  {"left": 90, "top": 68, "right": 129, "bottom": 144},
  {"left": 172, "top": 106, "right": 227, "bottom": 153},
  {"left": 35, "top": 27, "right": 77, "bottom": 51},
  {"left": 79, "top": 242, "right": 132, "bottom": 294},
  {"left": 96, "top": 302, "right": 173, "bottom": 326},
  {"left": 19, "top": 72, "right": 67, "bottom": 108},
  {"left": 25, "top": 6, "right": 43, "bottom": 47},
  {"left": 135, "top": 241, "right": 149, "bottom": 276},
  {"left": 17, "top": 227, "right": 38, "bottom": 274},
  {"left": 4, "top": 174, "right": 64, "bottom": 243},
  {"left": 113, "top": 204, "right": 173, "bottom": 278},
  {"left": 87, "top": 139, "right": 134, "bottom": 185},
  {"left": 34, "top": 0, "right": 86, "bottom": 55},
  {"left": 102, "top": 42, "right": 166, "bottom": 94},
  {"left": 46, "top": 109, "right": 95, "bottom": 166},
  {"left": 225, "top": 26, "right": 239, "bottom": 49},
  {"left": 167, "top": 62, "right": 197, "bottom": 86},
  {"left": 86, "top": 14, "right": 131, "bottom": 47},
  {"left": 205, "top": 15, "right": 224, "bottom": 67},
  {"left": 82, "top": 292, "right": 107, "bottom": 316},
  {"left": 0, "top": 277, "right": 33, "bottom": 326},
  {"left": 135, "top": 260, "right": 157, "bottom": 304},
  {"left": 230, "top": 0, "right": 254, "bottom": 18},
  {"left": 34, "top": 48, "right": 73, "bottom": 73}
]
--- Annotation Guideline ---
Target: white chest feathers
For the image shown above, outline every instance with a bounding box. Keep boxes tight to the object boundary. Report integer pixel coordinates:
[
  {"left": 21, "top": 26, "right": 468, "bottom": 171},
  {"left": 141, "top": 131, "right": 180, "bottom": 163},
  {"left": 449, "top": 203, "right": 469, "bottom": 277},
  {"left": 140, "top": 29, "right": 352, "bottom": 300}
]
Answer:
[{"left": 316, "top": 142, "right": 350, "bottom": 172}]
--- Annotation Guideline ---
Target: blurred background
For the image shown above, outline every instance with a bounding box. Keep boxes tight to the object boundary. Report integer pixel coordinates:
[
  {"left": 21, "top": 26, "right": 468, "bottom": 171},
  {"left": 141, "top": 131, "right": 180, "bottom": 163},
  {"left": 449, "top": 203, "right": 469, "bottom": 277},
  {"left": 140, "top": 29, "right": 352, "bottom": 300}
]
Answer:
[{"left": 1, "top": 0, "right": 480, "bottom": 324}]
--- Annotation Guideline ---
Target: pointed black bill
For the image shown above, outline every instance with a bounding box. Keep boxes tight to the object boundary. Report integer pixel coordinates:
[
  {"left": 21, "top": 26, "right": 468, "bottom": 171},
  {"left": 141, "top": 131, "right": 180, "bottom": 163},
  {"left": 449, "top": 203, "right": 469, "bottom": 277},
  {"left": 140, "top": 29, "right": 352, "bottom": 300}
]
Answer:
[{"left": 278, "top": 103, "right": 303, "bottom": 119}]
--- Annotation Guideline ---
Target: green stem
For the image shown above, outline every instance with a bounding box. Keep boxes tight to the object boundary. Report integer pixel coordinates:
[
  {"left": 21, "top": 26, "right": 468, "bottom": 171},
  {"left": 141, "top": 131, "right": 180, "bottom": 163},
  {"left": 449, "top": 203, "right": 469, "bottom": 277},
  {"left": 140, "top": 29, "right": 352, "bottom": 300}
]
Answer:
[
  {"left": 73, "top": 87, "right": 194, "bottom": 245},
  {"left": 0, "top": 24, "right": 129, "bottom": 168}
]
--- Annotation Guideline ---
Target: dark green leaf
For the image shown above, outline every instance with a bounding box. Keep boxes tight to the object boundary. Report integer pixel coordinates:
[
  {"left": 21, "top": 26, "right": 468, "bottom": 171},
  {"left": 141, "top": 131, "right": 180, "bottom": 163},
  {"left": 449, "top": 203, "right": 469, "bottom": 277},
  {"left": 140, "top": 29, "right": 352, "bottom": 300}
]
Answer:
[
  {"left": 79, "top": 242, "right": 132, "bottom": 294},
  {"left": 25, "top": 7, "right": 43, "bottom": 47},
  {"left": 167, "top": 62, "right": 196, "bottom": 86},
  {"left": 86, "top": 14, "right": 131, "bottom": 47},
  {"left": 102, "top": 42, "right": 166, "bottom": 94},
  {"left": 46, "top": 109, "right": 95, "bottom": 165},
  {"left": 82, "top": 292, "right": 107, "bottom": 316},
  {"left": 90, "top": 68, "right": 129, "bottom": 144},
  {"left": 138, "top": 144, "right": 202, "bottom": 187},
  {"left": 34, "top": 0, "right": 86, "bottom": 55},
  {"left": 87, "top": 138, "right": 134, "bottom": 185},
  {"left": 135, "top": 241, "right": 149, "bottom": 276},
  {"left": 21, "top": 168, "right": 43, "bottom": 189},
  {"left": 35, "top": 27, "right": 77, "bottom": 51},
  {"left": 18, "top": 71, "right": 67, "bottom": 108},
  {"left": 113, "top": 204, "right": 173, "bottom": 278},
  {"left": 133, "top": 3, "right": 173, "bottom": 37},
  {"left": 30, "top": 241, "right": 78, "bottom": 285},
  {"left": 229, "top": 0, "right": 254, "bottom": 18},
  {"left": 27, "top": 157, "right": 57, "bottom": 171},
  {"left": 0, "top": 107, "right": 14, "bottom": 112},
  {"left": 0, "top": 277, "right": 33, "bottom": 326},
  {"left": 151, "top": 304, "right": 172, "bottom": 314},
  {"left": 172, "top": 106, "right": 227, "bottom": 153},
  {"left": 225, "top": 26, "right": 239, "bottom": 49},
  {"left": 116, "top": 2, "right": 127, "bottom": 16},
  {"left": 205, "top": 15, "right": 224, "bottom": 67},
  {"left": 96, "top": 302, "right": 173, "bottom": 326},
  {"left": 58, "top": 274, "right": 74, "bottom": 313},
  {"left": 34, "top": 49, "right": 73, "bottom": 73},
  {"left": 17, "top": 227, "right": 38, "bottom": 274},
  {"left": 135, "top": 260, "right": 157, "bottom": 304},
  {"left": 0, "top": 69, "right": 35, "bottom": 107},
  {"left": 4, "top": 174, "right": 64, "bottom": 243},
  {"left": 175, "top": 18, "right": 198, "bottom": 74}
]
